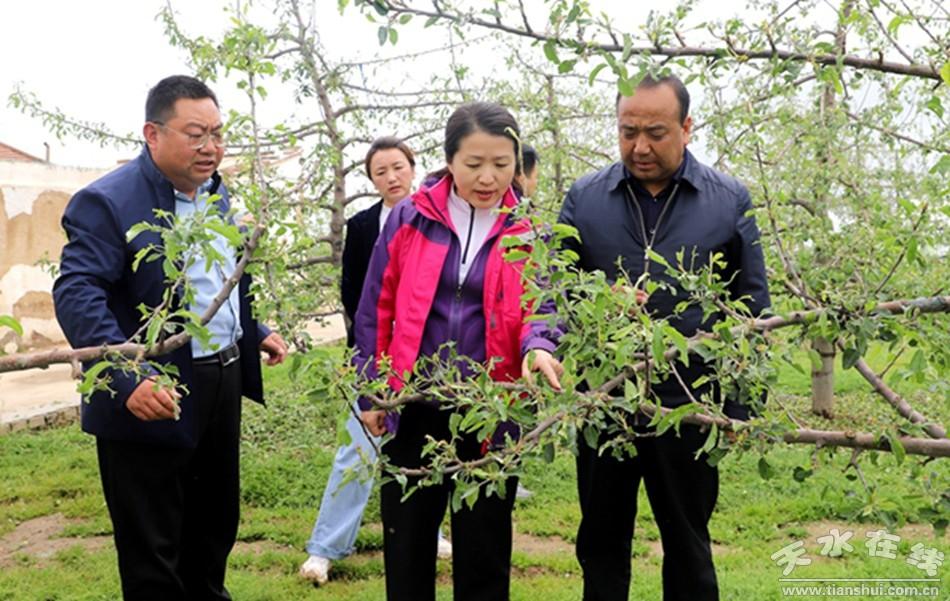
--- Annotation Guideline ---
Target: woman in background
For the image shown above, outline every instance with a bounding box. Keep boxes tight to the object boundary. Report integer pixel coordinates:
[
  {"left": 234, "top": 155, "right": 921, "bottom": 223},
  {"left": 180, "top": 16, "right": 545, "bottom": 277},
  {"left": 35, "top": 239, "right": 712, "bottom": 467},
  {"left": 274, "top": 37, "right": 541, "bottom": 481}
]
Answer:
[{"left": 300, "top": 137, "right": 452, "bottom": 585}]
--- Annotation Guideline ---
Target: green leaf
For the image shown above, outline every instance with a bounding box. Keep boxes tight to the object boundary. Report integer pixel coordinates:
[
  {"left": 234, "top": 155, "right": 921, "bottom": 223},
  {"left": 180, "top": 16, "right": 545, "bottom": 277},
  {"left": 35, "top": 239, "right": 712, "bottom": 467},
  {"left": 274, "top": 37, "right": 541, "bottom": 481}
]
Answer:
[
  {"left": 126, "top": 222, "right": 154, "bottom": 242},
  {"left": 398, "top": 14, "right": 412, "bottom": 24},
  {"left": 646, "top": 249, "right": 670, "bottom": 269},
  {"left": 757, "top": 456, "right": 776, "bottom": 480},
  {"left": 925, "top": 96, "right": 944, "bottom": 119},
  {"left": 666, "top": 326, "right": 689, "bottom": 366},
  {"left": 336, "top": 408, "right": 353, "bottom": 448},
  {"left": 700, "top": 423, "right": 718, "bottom": 455},
  {"left": 930, "top": 155, "right": 950, "bottom": 175},
  {"left": 706, "top": 447, "right": 728, "bottom": 467},
  {"left": 793, "top": 466, "right": 813, "bottom": 482},
  {"left": 621, "top": 33, "right": 633, "bottom": 62},
  {"left": 449, "top": 412, "right": 462, "bottom": 436},
  {"left": 582, "top": 424, "right": 599, "bottom": 450},
  {"left": 542, "top": 442, "right": 555, "bottom": 463},
  {"left": 543, "top": 40, "right": 559, "bottom": 64},
  {"left": 617, "top": 77, "right": 634, "bottom": 98},
  {"left": 78, "top": 360, "right": 112, "bottom": 395},
  {"left": 908, "top": 349, "right": 926, "bottom": 377},
  {"left": 0, "top": 315, "right": 23, "bottom": 337},
  {"left": 841, "top": 348, "right": 861, "bottom": 370},
  {"left": 652, "top": 326, "right": 667, "bottom": 368},
  {"left": 886, "top": 15, "right": 909, "bottom": 36},
  {"left": 377, "top": 26, "right": 388, "bottom": 46},
  {"left": 624, "top": 378, "right": 637, "bottom": 402},
  {"left": 206, "top": 221, "right": 244, "bottom": 247},
  {"left": 588, "top": 63, "right": 608, "bottom": 86},
  {"left": 655, "top": 403, "right": 699, "bottom": 436},
  {"left": 940, "top": 61, "right": 950, "bottom": 86},
  {"left": 389, "top": 27, "right": 398, "bottom": 44},
  {"left": 885, "top": 431, "right": 906, "bottom": 465},
  {"left": 558, "top": 59, "right": 577, "bottom": 74}
]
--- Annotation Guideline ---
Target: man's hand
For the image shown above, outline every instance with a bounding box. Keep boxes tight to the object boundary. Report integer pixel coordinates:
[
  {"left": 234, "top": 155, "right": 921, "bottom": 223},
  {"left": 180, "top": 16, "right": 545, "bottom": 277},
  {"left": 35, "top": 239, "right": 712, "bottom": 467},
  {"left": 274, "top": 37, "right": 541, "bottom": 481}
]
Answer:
[
  {"left": 126, "top": 377, "right": 180, "bottom": 421},
  {"left": 260, "top": 332, "right": 288, "bottom": 366},
  {"left": 612, "top": 282, "right": 649, "bottom": 314},
  {"left": 361, "top": 410, "right": 386, "bottom": 437},
  {"left": 521, "top": 349, "right": 564, "bottom": 391}
]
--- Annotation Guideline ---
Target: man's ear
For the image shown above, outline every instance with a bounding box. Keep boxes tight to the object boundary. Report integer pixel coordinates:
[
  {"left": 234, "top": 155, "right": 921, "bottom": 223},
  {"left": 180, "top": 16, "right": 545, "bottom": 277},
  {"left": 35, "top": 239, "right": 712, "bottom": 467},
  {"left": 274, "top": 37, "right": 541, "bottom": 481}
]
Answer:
[
  {"left": 143, "top": 122, "right": 160, "bottom": 149},
  {"left": 682, "top": 115, "right": 693, "bottom": 146}
]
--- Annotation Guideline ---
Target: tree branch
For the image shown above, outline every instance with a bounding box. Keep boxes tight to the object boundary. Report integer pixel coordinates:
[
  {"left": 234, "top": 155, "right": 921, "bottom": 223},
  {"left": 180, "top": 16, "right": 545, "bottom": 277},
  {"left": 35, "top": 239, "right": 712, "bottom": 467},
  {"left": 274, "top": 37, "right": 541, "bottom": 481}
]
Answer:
[{"left": 365, "top": 1, "right": 942, "bottom": 79}]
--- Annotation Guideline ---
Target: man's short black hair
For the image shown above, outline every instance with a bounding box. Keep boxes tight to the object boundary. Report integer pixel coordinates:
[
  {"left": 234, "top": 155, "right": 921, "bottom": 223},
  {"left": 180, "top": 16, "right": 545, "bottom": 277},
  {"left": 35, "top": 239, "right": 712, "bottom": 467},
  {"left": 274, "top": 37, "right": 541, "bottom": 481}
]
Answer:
[
  {"left": 145, "top": 75, "right": 218, "bottom": 124},
  {"left": 615, "top": 74, "right": 690, "bottom": 123}
]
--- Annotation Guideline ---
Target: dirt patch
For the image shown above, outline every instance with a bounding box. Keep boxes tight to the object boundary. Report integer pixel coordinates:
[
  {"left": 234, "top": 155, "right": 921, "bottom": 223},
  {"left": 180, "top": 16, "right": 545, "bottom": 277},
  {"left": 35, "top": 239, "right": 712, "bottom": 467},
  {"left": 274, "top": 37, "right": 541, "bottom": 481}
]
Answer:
[
  {"left": 0, "top": 513, "right": 111, "bottom": 567},
  {"left": 801, "top": 520, "right": 945, "bottom": 543},
  {"left": 639, "top": 538, "right": 730, "bottom": 559},
  {"left": 513, "top": 530, "right": 573, "bottom": 556}
]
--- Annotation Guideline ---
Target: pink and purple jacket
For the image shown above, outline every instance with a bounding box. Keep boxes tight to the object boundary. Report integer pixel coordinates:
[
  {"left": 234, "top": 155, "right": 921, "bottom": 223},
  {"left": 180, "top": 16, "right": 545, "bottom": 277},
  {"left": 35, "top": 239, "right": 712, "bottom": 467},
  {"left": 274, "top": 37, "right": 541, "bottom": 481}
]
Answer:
[{"left": 353, "top": 175, "right": 559, "bottom": 435}]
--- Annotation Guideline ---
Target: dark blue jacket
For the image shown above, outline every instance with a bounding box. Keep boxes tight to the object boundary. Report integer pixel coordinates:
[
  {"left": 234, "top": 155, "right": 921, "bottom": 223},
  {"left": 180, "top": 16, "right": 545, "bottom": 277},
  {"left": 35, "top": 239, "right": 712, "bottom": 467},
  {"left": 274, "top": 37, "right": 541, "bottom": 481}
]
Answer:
[
  {"left": 559, "top": 150, "right": 770, "bottom": 418},
  {"left": 341, "top": 200, "right": 383, "bottom": 347},
  {"left": 53, "top": 146, "right": 269, "bottom": 448}
]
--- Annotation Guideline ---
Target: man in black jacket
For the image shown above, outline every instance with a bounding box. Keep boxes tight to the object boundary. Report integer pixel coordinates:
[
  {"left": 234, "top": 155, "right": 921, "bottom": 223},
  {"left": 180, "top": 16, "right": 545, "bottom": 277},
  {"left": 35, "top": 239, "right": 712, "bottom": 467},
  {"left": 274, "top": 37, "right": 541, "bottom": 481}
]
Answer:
[{"left": 525, "top": 74, "right": 770, "bottom": 600}]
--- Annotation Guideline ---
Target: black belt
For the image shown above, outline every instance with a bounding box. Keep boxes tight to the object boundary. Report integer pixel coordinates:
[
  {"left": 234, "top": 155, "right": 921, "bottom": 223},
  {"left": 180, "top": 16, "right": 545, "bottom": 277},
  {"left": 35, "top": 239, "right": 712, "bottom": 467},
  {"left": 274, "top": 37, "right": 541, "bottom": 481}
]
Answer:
[{"left": 193, "top": 343, "right": 241, "bottom": 367}]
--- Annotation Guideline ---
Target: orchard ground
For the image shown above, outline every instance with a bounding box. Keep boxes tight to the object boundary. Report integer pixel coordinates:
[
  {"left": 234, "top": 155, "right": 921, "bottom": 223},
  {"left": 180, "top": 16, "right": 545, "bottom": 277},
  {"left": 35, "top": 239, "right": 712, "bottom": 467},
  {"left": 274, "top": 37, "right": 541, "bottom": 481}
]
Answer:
[{"left": 0, "top": 342, "right": 946, "bottom": 600}]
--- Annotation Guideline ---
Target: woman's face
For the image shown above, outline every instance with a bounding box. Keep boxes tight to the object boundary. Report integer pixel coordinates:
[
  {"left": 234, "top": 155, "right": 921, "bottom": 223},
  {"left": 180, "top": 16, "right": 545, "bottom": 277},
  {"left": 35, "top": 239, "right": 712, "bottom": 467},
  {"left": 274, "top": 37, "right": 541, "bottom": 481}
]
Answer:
[
  {"left": 447, "top": 130, "right": 516, "bottom": 209},
  {"left": 369, "top": 148, "right": 415, "bottom": 207},
  {"left": 517, "top": 165, "right": 539, "bottom": 198}
]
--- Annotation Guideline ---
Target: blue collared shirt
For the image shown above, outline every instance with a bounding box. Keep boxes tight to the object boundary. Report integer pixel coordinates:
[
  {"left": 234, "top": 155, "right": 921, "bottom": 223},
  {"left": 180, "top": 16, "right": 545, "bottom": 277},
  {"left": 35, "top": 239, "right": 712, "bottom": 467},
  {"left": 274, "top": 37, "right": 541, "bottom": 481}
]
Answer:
[{"left": 174, "top": 181, "right": 243, "bottom": 357}]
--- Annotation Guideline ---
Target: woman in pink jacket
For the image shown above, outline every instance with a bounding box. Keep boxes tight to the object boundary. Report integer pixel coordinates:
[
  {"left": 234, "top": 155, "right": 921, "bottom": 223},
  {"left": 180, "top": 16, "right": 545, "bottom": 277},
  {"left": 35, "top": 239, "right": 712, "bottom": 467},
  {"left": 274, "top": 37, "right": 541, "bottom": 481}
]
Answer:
[{"left": 354, "top": 102, "right": 561, "bottom": 601}]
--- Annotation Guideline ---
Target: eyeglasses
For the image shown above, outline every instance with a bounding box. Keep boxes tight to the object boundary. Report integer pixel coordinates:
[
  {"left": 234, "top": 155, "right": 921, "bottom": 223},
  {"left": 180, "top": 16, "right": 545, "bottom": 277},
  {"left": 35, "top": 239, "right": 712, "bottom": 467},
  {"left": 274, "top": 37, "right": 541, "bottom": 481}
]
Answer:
[{"left": 152, "top": 122, "right": 226, "bottom": 150}]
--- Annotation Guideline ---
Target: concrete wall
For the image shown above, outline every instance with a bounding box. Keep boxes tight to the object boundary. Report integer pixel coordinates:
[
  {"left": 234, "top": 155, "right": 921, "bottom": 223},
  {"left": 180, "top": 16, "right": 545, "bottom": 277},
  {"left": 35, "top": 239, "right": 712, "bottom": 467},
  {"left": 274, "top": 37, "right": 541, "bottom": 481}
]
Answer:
[{"left": 0, "top": 160, "right": 113, "bottom": 351}]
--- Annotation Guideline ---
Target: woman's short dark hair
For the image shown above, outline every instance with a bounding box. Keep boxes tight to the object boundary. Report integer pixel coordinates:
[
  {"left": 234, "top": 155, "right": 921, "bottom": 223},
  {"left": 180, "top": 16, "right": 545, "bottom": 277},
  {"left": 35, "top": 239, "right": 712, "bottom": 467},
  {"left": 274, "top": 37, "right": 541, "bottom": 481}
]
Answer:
[
  {"left": 521, "top": 144, "right": 539, "bottom": 176},
  {"left": 427, "top": 101, "right": 521, "bottom": 182},
  {"left": 145, "top": 75, "right": 218, "bottom": 123},
  {"left": 364, "top": 136, "right": 416, "bottom": 177}
]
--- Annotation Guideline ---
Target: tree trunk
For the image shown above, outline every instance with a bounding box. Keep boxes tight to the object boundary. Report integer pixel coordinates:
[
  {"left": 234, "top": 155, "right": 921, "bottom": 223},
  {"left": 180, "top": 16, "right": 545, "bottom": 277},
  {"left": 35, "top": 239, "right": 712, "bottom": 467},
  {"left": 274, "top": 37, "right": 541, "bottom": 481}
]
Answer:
[
  {"left": 811, "top": 337, "right": 836, "bottom": 417},
  {"left": 544, "top": 75, "right": 564, "bottom": 199},
  {"left": 809, "top": 0, "right": 852, "bottom": 416}
]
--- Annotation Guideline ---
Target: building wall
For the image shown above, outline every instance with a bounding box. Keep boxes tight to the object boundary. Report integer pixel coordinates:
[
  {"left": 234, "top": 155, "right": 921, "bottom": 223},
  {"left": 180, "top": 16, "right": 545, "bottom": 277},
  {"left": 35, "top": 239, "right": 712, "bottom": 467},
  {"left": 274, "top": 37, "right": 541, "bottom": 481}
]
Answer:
[{"left": 0, "top": 160, "right": 113, "bottom": 351}]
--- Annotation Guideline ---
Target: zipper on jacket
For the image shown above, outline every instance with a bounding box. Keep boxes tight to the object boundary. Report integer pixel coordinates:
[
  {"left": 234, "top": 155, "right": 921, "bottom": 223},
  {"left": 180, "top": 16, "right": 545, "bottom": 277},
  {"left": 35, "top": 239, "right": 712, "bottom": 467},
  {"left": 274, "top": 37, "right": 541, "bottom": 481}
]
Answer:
[
  {"left": 623, "top": 180, "right": 680, "bottom": 405},
  {"left": 624, "top": 180, "right": 680, "bottom": 277},
  {"left": 461, "top": 204, "right": 475, "bottom": 268},
  {"left": 448, "top": 217, "right": 505, "bottom": 347}
]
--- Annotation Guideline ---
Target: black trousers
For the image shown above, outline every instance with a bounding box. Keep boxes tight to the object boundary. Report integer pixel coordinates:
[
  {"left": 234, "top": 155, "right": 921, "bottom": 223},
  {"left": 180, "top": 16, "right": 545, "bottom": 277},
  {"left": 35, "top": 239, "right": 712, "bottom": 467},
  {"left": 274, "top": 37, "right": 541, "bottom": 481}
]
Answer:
[
  {"left": 576, "top": 424, "right": 719, "bottom": 601},
  {"left": 380, "top": 403, "right": 518, "bottom": 601},
  {"left": 96, "top": 361, "right": 242, "bottom": 601}
]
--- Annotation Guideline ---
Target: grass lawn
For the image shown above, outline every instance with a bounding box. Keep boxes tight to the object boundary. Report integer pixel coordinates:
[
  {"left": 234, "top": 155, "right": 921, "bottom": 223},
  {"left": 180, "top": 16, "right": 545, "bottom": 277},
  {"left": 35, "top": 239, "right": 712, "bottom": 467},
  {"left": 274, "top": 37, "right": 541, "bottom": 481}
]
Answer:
[{"left": 0, "top": 343, "right": 947, "bottom": 600}]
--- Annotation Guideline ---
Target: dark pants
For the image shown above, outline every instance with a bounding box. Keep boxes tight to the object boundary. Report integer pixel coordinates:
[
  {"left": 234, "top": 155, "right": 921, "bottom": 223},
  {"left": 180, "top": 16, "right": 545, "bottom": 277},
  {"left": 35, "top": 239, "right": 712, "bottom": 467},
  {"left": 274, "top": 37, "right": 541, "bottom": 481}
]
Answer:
[
  {"left": 96, "top": 360, "right": 242, "bottom": 601},
  {"left": 576, "top": 424, "right": 719, "bottom": 601},
  {"left": 380, "top": 403, "right": 518, "bottom": 601}
]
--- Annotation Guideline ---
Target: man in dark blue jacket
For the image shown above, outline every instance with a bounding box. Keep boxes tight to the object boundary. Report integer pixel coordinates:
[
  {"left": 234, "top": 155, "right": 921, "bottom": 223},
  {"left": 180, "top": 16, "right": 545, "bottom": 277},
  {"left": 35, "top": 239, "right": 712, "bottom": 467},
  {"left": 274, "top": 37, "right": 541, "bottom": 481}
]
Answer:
[
  {"left": 527, "top": 74, "right": 770, "bottom": 600},
  {"left": 53, "top": 75, "right": 286, "bottom": 600}
]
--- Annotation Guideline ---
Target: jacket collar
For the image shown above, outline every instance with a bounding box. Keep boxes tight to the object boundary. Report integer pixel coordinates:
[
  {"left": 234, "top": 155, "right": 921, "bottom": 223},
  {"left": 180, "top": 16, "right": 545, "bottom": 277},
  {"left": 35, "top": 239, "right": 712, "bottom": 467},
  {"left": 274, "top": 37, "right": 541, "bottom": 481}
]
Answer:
[
  {"left": 137, "top": 145, "right": 223, "bottom": 207},
  {"left": 413, "top": 174, "right": 520, "bottom": 228},
  {"left": 608, "top": 148, "right": 703, "bottom": 193}
]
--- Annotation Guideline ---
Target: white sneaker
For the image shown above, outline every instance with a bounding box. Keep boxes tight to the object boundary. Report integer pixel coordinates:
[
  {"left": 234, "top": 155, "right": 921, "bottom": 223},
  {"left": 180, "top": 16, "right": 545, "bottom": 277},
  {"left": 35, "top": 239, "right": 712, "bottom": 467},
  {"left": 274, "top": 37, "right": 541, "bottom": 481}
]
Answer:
[
  {"left": 437, "top": 536, "right": 453, "bottom": 560},
  {"left": 299, "top": 555, "right": 331, "bottom": 585}
]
